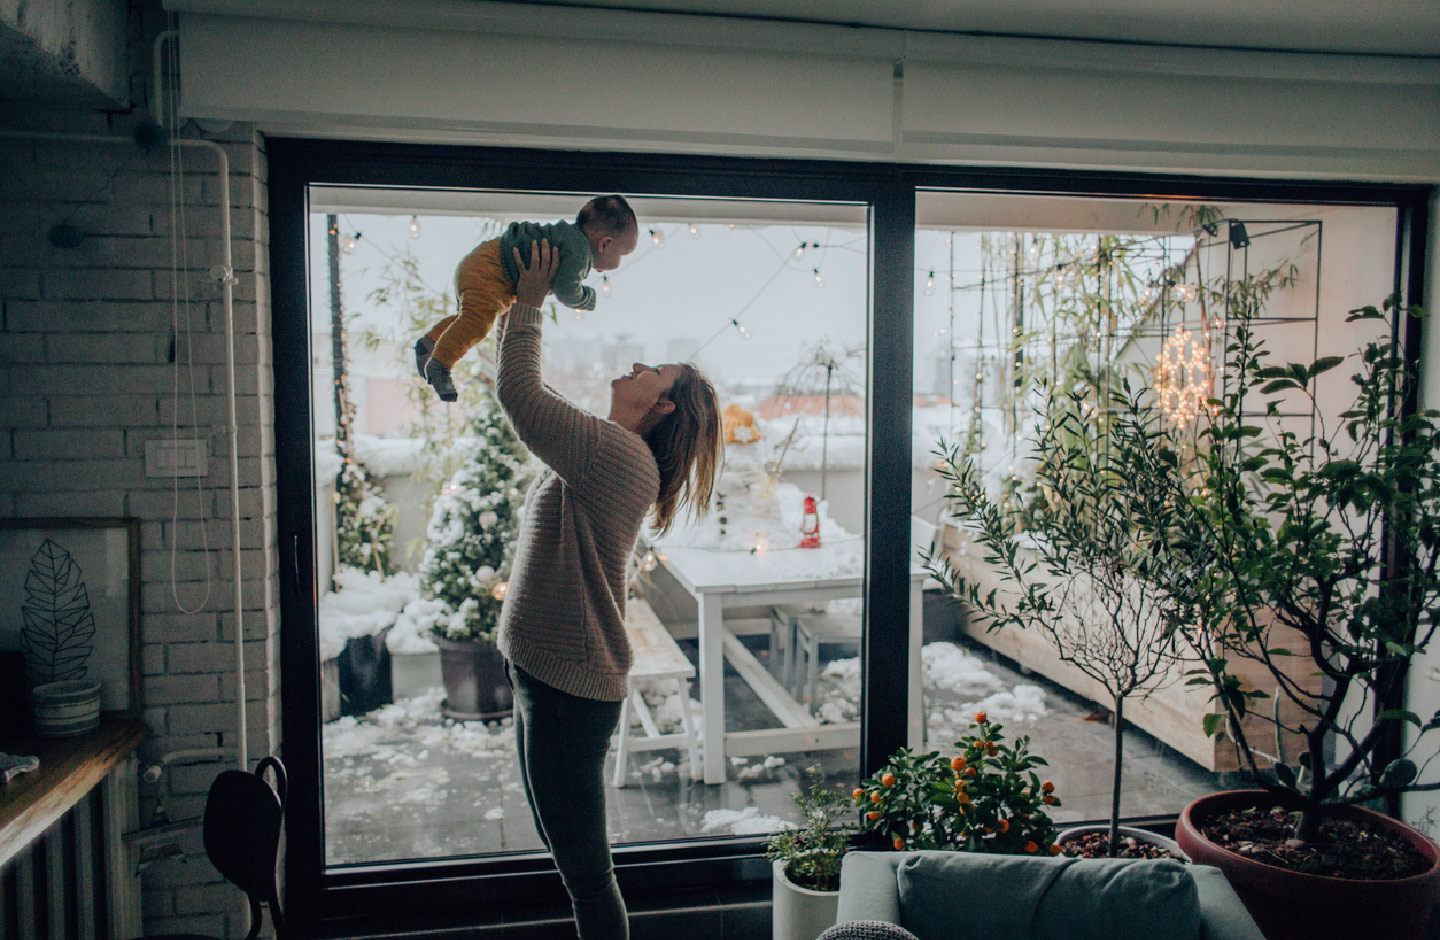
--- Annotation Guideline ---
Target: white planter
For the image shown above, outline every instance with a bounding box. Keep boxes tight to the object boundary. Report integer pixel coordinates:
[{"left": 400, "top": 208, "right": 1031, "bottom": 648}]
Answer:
[
  {"left": 31, "top": 680, "right": 101, "bottom": 737},
  {"left": 772, "top": 858, "right": 839, "bottom": 940},
  {"left": 1057, "top": 824, "right": 1188, "bottom": 861}
]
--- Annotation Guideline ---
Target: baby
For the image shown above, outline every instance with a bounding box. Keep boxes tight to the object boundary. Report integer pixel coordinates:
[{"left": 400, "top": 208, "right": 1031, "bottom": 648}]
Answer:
[{"left": 415, "top": 194, "right": 639, "bottom": 400}]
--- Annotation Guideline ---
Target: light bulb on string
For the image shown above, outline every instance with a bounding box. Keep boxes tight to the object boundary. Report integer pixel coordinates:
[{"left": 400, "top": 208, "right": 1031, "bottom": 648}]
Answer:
[
  {"left": 650, "top": 228, "right": 665, "bottom": 248},
  {"left": 813, "top": 268, "right": 823, "bottom": 288},
  {"left": 732, "top": 318, "right": 751, "bottom": 340},
  {"left": 601, "top": 276, "right": 611, "bottom": 297},
  {"left": 341, "top": 233, "right": 360, "bottom": 254},
  {"left": 794, "top": 241, "right": 807, "bottom": 258},
  {"left": 924, "top": 271, "right": 935, "bottom": 296},
  {"left": 688, "top": 223, "right": 700, "bottom": 239},
  {"left": 409, "top": 215, "right": 421, "bottom": 239}
]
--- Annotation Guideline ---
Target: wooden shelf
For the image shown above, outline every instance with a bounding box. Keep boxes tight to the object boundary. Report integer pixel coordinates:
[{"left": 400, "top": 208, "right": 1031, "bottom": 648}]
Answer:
[{"left": 0, "top": 717, "right": 147, "bottom": 867}]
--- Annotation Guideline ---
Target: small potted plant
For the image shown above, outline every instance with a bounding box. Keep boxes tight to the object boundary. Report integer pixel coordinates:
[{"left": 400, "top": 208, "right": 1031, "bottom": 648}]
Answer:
[
  {"left": 854, "top": 713, "right": 1062, "bottom": 856},
  {"left": 766, "top": 769, "right": 855, "bottom": 940}
]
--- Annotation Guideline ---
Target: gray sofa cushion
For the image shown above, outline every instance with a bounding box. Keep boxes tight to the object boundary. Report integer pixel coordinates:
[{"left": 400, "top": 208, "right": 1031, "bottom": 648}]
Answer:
[{"left": 895, "top": 853, "right": 1200, "bottom": 940}]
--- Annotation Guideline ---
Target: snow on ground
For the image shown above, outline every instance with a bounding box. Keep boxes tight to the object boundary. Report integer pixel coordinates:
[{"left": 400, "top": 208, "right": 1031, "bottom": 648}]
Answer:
[{"left": 324, "top": 640, "right": 1044, "bottom": 836}]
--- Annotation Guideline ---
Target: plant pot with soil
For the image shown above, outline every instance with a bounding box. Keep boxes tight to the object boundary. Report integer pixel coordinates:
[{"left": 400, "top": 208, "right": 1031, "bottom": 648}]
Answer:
[{"left": 1056, "top": 824, "right": 1187, "bottom": 861}]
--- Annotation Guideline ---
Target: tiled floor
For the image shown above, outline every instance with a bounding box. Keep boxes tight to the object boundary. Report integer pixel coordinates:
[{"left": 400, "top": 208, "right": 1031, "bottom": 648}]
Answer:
[{"left": 322, "top": 632, "right": 1219, "bottom": 866}]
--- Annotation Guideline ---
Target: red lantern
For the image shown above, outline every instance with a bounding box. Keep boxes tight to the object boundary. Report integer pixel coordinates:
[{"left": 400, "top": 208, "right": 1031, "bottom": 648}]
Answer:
[{"left": 800, "top": 495, "right": 821, "bottom": 549}]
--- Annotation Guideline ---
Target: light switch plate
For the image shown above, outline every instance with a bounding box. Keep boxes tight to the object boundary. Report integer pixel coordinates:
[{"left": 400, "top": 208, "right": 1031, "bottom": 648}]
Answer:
[{"left": 145, "top": 439, "right": 208, "bottom": 477}]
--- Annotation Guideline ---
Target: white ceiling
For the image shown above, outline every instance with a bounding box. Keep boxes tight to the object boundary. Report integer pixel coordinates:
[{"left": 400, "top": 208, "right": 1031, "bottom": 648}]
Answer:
[{"left": 492, "top": 0, "right": 1440, "bottom": 57}]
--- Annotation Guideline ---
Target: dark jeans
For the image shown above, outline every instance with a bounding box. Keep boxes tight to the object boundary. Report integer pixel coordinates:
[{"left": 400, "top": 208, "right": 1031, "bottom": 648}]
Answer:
[{"left": 507, "top": 661, "right": 628, "bottom": 940}]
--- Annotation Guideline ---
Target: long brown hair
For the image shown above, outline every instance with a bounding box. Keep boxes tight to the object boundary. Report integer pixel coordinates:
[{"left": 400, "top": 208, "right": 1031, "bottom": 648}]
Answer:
[{"left": 644, "top": 363, "right": 722, "bottom": 537}]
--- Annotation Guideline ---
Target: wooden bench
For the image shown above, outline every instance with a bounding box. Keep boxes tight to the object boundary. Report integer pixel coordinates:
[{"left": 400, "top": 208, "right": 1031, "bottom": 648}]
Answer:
[{"left": 612, "top": 599, "right": 701, "bottom": 787}]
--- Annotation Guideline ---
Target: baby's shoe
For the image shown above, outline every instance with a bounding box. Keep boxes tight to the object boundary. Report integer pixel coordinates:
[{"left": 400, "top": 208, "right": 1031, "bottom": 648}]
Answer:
[
  {"left": 414, "top": 336, "right": 435, "bottom": 378},
  {"left": 424, "top": 357, "right": 458, "bottom": 402}
]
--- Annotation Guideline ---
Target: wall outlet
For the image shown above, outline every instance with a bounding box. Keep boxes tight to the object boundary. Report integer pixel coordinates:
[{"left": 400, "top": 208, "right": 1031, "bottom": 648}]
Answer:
[{"left": 145, "top": 439, "right": 208, "bottom": 478}]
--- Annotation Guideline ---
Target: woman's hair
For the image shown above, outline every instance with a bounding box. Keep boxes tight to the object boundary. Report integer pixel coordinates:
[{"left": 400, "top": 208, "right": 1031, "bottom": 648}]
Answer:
[{"left": 644, "top": 363, "right": 723, "bottom": 537}]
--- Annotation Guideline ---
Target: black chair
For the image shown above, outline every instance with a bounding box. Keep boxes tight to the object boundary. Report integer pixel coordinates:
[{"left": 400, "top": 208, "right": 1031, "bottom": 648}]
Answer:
[{"left": 140, "top": 756, "right": 286, "bottom": 940}]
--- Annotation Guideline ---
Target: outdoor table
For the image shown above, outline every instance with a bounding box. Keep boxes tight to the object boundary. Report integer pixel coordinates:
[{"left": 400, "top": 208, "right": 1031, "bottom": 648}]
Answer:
[{"left": 648, "top": 539, "right": 925, "bottom": 784}]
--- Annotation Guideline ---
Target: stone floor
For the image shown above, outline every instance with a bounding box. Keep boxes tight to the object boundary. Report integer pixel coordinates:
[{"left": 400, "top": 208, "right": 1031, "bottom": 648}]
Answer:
[{"left": 322, "top": 633, "right": 1220, "bottom": 866}]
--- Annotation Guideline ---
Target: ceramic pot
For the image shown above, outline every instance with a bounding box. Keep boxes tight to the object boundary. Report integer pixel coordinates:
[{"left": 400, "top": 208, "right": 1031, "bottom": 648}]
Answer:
[
  {"left": 435, "top": 636, "right": 512, "bottom": 720},
  {"left": 1056, "top": 824, "right": 1188, "bottom": 860},
  {"left": 1176, "top": 790, "right": 1440, "bottom": 940},
  {"left": 31, "top": 680, "right": 101, "bottom": 737},
  {"left": 772, "top": 858, "right": 839, "bottom": 940}
]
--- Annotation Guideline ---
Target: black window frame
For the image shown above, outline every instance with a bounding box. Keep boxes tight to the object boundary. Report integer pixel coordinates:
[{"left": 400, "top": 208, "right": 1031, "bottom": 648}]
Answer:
[{"left": 267, "top": 137, "right": 1429, "bottom": 930}]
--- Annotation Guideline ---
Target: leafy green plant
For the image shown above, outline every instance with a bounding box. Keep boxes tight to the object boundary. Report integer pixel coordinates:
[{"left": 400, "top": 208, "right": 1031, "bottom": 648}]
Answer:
[
  {"left": 1154, "top": 294, "right": 1440, "bottom": 843},
  {"left": 854, "top": 715, "right": 1061, "bottom": 856},
  {"left": 765, "top": 769, "right": 855, "bottom": 892},
  {"left": 926, "top": 378, "right": 1186, "bottom": 857}
]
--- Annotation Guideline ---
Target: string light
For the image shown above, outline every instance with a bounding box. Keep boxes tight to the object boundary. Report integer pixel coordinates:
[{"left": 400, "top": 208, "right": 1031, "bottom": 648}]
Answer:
[
  {"left": 925, "top": 271, "right": 935, "bottom": 296},
  {"left": 813, "top": 268, "right": 823, "bottom": 288},
  {"left": 491, "top": 580, "right": 509, "bottom": 601},
  {"left": 732, "top": 318, "right": 751, "bottom": 340},
  {"left": 1154, "top": 322, "right": 1213, "bottom": 424},
  {"left": 408, "top": 215, "right": 421, "bottom": 239},
  {"left": 641, "top": 549, "right": 658, "bottom": 572},
  {"left": 650, "top": 228, "right": 665, "bottom": 248},
  {"left": 340, "top": 233, "right": 360, "bottom": 253},
  {"left": 794, "top": 241, "right": 807, "bottom": 258},
  {"left": 689, "top": 223, "right": 700, "bottom": 239},
  {"left": 601, "top": 276, "right": 611, "bottom": 297}
]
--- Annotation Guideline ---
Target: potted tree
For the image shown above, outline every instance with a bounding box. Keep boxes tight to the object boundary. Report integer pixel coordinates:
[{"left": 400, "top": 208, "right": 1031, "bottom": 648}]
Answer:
[
  {"left": 421, "top": 393, "right": 532, "bottom": 720},
  {"left": 766, "top": 769, "right": 855, "bottom": 940},
  {"left": 925, "top": 381, "right": 1189, "bottom": 860},
  {"left": 1148, "top": 296, "right": 1440, "bottom": 940}
]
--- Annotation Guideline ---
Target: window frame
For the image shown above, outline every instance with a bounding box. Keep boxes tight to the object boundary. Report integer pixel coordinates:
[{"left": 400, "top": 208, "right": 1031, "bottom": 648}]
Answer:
[{"left": 267, "top": 137, "right": 1429, "bottom": 928}]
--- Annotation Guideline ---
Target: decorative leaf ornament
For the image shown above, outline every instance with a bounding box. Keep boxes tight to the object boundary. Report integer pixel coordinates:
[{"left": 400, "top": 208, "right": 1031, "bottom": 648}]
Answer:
[{"left": 20, "top": 538, "right": 96, "bottom": 686}]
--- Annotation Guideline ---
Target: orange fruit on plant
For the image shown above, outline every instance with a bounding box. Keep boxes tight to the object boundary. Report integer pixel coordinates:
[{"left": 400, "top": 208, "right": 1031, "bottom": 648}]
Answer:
[
  {"left": 1048, "top": 843, "right": 1063, "bottom": 855},
  {"left": 893, "top": 836, "right": 906, "bottom": 850},
  {"left": 956, "top": 791, "right": 971, "bottom": 805},
  {"left": 1024, "top": 841, "right": 1038, "bottom": 853},
  {"left": 853, "top": 788, "right": 865, "bottom": 801},
  {"left": 871, "top": 791, "right": 883, "bottom": 803},
  {"left": 998, "top": 818, "right": 1009, "bottom": 832},
  {"left": 1043, "top": 795, "right": 1056, "bottom": 805},
  {"left": 951, "top": 756, "right": 967, "bottom": 771},
  {"left": 1041, "top": 781, "right": 1055, "bottom": 793},
  {"left": 975, "top": 711, "right": 987, "bottom": 723},
  {"left": 986, "top": 747, "right": 999, "bottom": 757},
  {"left": 881, "top": 773, "right": 896, "bottom": 787},
  {"left": 868, "top": 811, "right": 883, "bottom": 820}
]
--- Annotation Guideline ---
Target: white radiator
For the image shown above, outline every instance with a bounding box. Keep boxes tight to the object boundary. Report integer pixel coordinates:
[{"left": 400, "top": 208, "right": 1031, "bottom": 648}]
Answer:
[{"left": 0, "top": 757, "right": 142, "bottom": 940}]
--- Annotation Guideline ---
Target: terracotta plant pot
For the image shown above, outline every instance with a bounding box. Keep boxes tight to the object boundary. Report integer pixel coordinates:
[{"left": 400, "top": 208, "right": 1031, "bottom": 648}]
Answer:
[{"left": 1176, "top": 790, "right": 1440, "bottom": 940}]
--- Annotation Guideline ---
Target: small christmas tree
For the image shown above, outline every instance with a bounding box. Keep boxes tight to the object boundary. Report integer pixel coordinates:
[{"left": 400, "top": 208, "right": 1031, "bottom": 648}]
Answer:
[
  {"left": 335, "top": 451, "right": 396, "bottom": 575},
  {"left": 420, "top": 392, "right": 532, "bottom": 644}
]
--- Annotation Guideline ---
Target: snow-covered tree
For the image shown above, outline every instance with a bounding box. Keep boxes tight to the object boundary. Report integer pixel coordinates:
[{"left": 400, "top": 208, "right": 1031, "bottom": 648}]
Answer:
[
  {"left": 335, "top": 452, "right": 396, "bottom": 574},
  {"left": 419, "top": 394, "right": 532, "bottom": 644}
]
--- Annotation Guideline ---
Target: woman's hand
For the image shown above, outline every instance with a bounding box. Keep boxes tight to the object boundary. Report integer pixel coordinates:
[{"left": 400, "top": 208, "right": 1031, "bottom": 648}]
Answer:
[{"left": 513, "top": 238, "right": 558, "bottom": 308}]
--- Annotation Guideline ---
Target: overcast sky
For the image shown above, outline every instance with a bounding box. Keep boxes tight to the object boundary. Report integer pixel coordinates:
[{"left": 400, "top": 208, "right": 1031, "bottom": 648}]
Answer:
[{"left": 308, "top": 212, "right": 988, "bottom": 394}]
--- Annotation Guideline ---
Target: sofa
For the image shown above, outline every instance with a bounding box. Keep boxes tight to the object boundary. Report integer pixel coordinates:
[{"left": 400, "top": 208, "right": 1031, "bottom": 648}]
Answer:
[{"left": 832, "top": 851, "right": 1266, "bottom": 940}]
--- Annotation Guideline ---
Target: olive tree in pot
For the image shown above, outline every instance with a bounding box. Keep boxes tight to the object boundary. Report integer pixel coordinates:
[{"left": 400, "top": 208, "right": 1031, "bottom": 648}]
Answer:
[
  {"left": 1149, "top": 296, "right": 1440, "bottom": 940},
  {"left": 926, "top": 380, "right": 1188, "bottom": 860}
]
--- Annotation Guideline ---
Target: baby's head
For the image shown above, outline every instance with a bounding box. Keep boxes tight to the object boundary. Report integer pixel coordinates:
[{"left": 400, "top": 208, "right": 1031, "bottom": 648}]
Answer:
[{"left": 577, "top": 195, "right": 638, "bottom": 272}]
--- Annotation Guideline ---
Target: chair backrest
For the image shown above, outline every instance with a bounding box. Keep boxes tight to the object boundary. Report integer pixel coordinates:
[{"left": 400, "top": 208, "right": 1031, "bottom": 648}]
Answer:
[{"left": 202, "top": 756, "right": 287, "bottom": 940}]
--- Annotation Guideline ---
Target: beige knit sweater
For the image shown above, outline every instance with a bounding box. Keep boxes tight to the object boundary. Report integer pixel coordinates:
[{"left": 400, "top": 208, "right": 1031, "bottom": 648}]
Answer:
[{"left": 493, "top": 303, "right": 659, "bottom": 701}]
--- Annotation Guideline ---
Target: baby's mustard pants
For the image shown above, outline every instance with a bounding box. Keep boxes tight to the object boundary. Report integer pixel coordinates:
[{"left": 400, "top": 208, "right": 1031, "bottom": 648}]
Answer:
[{"left": 425, "top": 238, "right": 517, "bottom": 367}]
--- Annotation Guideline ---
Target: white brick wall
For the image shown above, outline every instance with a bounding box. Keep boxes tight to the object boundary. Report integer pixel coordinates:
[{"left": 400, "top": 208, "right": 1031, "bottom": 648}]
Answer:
[{"left": 0, "top": 114, "right": 279, "bottom": 938}]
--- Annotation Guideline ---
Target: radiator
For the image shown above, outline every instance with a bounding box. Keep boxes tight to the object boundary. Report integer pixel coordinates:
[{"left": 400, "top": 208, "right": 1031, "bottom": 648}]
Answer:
[{"left": 0, "top": 757, "right": 142, "bottom": 940}]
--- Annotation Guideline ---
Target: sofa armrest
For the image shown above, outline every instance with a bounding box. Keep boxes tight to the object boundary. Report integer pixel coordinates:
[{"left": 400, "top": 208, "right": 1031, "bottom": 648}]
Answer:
[
  {"left": 1190, "top": 865, "right": 1265, "bottom": 940},
  {"left": 836, "top": 852, "right": 906, "bottom": 925}
]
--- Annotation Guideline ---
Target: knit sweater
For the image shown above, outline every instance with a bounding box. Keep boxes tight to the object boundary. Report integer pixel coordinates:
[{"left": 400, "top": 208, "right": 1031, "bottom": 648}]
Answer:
[
  {"left": 498, "top": 220, "right": 597, "bottom": 312},
  {"left": 493, "top": 303, "right": 659, "bottom": 701}
]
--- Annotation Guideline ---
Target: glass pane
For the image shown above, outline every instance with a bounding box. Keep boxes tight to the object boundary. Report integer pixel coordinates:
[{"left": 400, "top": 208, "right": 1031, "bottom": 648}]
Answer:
[
  {"left": 910, "top": 192, "right": 1396, "bottom": 827},
  {"left": 308, "top": 188, "right": 868, "bottom": 865}
]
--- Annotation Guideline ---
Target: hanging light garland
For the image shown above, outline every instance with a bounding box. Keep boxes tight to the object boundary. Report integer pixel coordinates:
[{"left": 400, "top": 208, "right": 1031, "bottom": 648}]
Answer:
[{"left": 1154, "top": 320, "right": 1213, "bottom": 424}]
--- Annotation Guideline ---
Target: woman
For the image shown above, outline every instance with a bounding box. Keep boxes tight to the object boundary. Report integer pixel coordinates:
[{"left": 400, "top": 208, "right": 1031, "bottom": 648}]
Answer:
[{"left": 493, "top": 238, "right": 722, "bottom": 940}]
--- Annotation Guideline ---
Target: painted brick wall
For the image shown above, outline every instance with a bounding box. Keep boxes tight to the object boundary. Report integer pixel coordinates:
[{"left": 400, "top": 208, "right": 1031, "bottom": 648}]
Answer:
[{"left": 0, "top": 114, "right": 279, "bottom": 937}]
